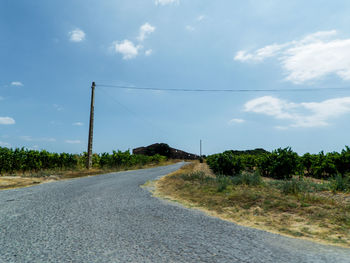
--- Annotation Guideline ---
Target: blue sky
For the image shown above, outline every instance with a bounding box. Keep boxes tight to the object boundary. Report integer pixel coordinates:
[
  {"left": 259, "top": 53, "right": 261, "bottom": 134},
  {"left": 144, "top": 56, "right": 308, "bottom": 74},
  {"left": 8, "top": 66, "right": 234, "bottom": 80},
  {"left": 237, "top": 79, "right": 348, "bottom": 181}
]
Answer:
[{"left": 2, "top": 0, "right": 350, "bottom": 155}]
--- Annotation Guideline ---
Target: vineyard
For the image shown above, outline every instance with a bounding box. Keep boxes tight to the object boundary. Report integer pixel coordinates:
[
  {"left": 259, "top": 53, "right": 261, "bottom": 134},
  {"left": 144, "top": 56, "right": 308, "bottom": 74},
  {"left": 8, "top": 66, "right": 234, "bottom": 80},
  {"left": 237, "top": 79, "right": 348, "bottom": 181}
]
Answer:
[
  {"left": 157, "top": 148, "right": 350, "bottom": 247},
  {"left": 207, "top": 147, "right": 350, "bottom": 188},
  {"left": 0, "top": 147, "right": 166, "bottom": 175}
]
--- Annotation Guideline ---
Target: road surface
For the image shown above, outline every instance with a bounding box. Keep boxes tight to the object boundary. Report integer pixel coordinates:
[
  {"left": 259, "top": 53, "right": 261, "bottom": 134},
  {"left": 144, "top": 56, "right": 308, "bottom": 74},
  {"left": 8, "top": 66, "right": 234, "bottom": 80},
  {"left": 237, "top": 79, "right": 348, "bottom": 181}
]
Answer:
[{"left": 0, "top": 162, "right": 349, "bottom": 262}]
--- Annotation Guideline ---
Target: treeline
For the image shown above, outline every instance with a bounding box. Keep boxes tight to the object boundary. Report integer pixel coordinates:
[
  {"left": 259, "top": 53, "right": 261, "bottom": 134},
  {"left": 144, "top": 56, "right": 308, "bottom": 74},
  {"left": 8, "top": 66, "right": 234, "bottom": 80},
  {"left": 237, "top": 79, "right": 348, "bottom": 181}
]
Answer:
[
  {"left": 207, "top": 147, "right": 350, "bottom": 180},
  {"left": 0, "top": 147, "right": 166, "bottom": 174}
]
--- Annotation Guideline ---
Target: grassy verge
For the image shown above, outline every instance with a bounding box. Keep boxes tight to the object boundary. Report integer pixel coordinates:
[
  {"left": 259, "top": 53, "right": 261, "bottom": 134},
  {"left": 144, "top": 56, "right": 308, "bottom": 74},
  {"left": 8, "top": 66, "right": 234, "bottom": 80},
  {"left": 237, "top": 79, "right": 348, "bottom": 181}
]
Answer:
[
  {"left": 154, "top": 162, "right": 350, "bottom": 248},
  {"left": 0, "top": 159, "right": 180, "bottom": 191}
]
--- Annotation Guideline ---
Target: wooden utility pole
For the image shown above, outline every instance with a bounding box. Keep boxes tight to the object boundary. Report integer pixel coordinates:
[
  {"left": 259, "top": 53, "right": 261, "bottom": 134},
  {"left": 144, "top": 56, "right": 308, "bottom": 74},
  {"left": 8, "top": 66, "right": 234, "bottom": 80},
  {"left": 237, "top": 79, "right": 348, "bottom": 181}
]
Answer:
[
  {"left": 200, "top": 139, "right": 202, "bottom": 157},
  {"left": 87, "top": 82, "right": 95, "bottom": 169}
]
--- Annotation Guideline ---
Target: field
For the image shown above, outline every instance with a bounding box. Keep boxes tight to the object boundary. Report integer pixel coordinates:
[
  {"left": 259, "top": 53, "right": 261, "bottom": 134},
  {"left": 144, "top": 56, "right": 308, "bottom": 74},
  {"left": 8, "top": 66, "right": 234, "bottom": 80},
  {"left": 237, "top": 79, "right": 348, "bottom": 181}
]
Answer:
[
  {"left": 0, "top": 147, "right": 174, "bottom": 190},
  {"left": 154, "top": 148, "right": 350, "bottom": 248}
]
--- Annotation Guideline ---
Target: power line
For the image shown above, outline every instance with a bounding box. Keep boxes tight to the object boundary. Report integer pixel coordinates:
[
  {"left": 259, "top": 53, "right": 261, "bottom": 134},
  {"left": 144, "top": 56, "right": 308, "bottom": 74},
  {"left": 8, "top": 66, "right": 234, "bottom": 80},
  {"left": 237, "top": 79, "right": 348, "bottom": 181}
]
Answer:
[
  {"left": 96, "top": 88, "right": 169, "bottom": 137},
  {"left": 97, "top": 83, "right": 350, "bottom": 93}
]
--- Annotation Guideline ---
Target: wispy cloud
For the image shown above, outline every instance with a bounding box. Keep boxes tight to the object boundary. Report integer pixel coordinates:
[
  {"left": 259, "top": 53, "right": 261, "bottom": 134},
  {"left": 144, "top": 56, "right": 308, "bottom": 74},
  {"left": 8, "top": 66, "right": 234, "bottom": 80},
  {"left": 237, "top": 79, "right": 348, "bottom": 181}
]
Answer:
[
  {"left": 69, "top": 28, "right": 86, "bottom": 42},
  {"left": 155, "top": 0, "right": 179, "bottom": 6},
  {"left": 53, "top": 104, "right": 64, "bottom": 111},
  {"left": 73, "top": 122, "right": 84, "bottom": 126},
  {"left": 11, "top": 81, "right": 23, "bottom": 87},
  {"left": 20, "top": 136, "right": 56, "bottom": 142},
  {"left": 185, "top": 25, "right": 195, "bottom": 32},
  {"left": 65, "top": 140, "right": 82, "bottom": 144},
  {"left": 145, "top": 49, "right": 153, "bottom": 56},
  {"left": 137, "top": 23, "right": 156, "bottom": 42},
  {"left": 197, "top": 15, "right": 206, "bottom": 22},
  {"left": 235, "top": 30, "right": 350, "bottom": 84},
  {"left": 228, "top": 118, "right": 245, "bottom": 125},
  {"left": 244, "top": 96, "right": 350, "bottom": 128},
  {"left": 0, "top": 117, "right": 15, "bottom": 125}
]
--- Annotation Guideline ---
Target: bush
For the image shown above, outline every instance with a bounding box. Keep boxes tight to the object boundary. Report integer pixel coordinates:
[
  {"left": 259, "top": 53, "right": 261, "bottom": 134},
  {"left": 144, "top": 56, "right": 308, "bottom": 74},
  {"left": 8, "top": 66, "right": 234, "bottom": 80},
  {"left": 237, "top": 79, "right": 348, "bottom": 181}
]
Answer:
[
  {"left": 215, "top": 173, "right": 263, "bottom": 192},
  {"left": 330, "top": 174, "right": 350, "bottom": 193},
  {"left": 269, "top": 177, "right": 331, "bottom": 194},
  {"left": 308, "top": 152, "right": 337, "bottom": 179},
  {"left": 207, "top": 152, "right": 243, "bottom": 176},
  {"left": 257, "top": 148, "right": 299, "bottom": 180},
  {"left": 231, "top": 172, "right": 263, "bottom": 186},
  {"left": 0, "top": 147, "right": 166, "bottom": 174},
  {"left": 280, "top": 178, "right": 308, "bottom": 195},
  {"left": 216, "top": 175, "right": 231, "bottom": 192}
]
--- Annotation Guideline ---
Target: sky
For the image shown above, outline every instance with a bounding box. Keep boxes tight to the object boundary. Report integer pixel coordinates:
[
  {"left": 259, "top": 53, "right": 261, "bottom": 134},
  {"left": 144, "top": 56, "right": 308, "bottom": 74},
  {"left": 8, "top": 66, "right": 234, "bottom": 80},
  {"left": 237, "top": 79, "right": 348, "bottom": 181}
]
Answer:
[{"left": 2, "top": 0, "right": 350, "bottom": 155}]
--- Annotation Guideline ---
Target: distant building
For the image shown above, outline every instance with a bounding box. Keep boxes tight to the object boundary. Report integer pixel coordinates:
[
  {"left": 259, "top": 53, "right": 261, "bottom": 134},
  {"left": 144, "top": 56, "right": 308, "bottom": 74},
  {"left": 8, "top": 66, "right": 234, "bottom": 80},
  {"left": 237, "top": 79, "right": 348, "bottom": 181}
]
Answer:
[{"left": 133, "top": 143, "right": 198, "bottom": 160}]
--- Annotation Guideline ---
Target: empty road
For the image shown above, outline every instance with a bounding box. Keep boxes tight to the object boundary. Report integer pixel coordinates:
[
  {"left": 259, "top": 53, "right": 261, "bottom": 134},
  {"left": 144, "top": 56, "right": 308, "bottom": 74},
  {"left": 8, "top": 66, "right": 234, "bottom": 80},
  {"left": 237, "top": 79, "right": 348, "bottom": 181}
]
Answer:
[{"left": 0, "top": 162, "right": 349, "bottom": 262}]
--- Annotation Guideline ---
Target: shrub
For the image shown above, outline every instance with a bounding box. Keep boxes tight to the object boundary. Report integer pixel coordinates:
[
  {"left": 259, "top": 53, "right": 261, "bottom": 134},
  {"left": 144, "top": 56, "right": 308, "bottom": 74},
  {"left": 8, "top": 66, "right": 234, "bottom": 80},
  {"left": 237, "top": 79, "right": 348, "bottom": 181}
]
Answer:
[
  {"left": 269, "top": 177, "right": 331, "bottom": 194},
  {"left": 207, "top": 152, "right": 243, "bottom": 176},
  {"left": 180, "top": 171, "right": 204, "bottom": 180},
  {"left": 300, "top": 153, "right": 313, "bottom": 176},
  {"left": 216, "top": 175, "right": 231, "bottom": 192},
  {"left": 280, "top": 178, "right": 308, "bottom": 195},
  {"left": 0, "top": 147, "right": 165, "bottom": 174},
  {"left": 330, "top": 174, "right": 350, "bottom": 193},
  {"left": 256, "top": 148, "right": 299, "bottom": 180},
  {"left": 308, "top": 152, "right": 337, "bottom": 179},
  {"left": 231, "top": 172, "right": 263, "bottom": 186}
]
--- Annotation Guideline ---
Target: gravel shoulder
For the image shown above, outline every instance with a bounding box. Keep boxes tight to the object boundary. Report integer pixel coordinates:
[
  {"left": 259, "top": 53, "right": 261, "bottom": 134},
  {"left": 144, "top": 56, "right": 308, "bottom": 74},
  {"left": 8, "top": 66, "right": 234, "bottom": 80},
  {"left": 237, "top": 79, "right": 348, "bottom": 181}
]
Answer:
[{"left": 0, "top": 162, "right": 349, "bottom": 263}]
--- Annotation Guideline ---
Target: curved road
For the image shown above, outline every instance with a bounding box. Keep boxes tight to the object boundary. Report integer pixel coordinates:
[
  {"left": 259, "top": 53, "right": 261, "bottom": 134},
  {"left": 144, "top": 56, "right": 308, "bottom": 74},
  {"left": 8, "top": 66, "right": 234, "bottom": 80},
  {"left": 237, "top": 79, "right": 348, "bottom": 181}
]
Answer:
[{"left": 0, "top": 162, "right": 349, "bottom": 263}]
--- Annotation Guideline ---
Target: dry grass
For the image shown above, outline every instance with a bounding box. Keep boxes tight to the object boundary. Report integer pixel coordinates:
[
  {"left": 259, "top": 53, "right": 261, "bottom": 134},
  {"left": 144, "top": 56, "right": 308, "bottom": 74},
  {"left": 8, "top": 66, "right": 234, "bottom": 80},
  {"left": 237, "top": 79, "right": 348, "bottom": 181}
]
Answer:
[
  {"left": 0, "top": 159, "right": 180, "bottom": 191},
  {"left": 154, "top": 162, "right": 350, "bottom": 248}
]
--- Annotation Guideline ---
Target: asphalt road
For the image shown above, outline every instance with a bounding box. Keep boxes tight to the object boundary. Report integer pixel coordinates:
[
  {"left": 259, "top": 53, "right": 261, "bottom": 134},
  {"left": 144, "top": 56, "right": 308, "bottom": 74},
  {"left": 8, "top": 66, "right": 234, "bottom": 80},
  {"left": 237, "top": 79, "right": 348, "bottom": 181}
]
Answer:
[{"left": 1, "top": 162, "right": 350, "bottom": 263}]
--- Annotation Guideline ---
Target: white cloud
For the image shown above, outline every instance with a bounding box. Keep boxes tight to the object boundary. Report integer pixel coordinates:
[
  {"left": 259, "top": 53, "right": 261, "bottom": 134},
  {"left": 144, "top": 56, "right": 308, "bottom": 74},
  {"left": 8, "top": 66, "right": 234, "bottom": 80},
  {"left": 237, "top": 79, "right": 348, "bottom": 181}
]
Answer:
[
  {"left": 20, "top": 136, "right": 56, "bottom": 142},
  {"left": 155, "top": 0, "right": 179, "bottom": 6},
  {"left": 0, "top": 117, "right": 15, "bottom": 125},
  {"left": 53, "top": 104, "right": 64, "bottom": 111},
  {"left": 65, "top": 140, "right": 82, "bottom": 144},
  {"left": 185, "top": 25, "right": 195, "bottom": 32},
  {"left": 235, "top": 30, "right": 350, "bottom": 84},
  {"left": 113, "top": 23, "right": 154, "bottom": 60},
  {"left": 114, "top": 40, "right": 141, "bottom": 60},
  {"left": 229, "top": 118, "right": 245, "bottom": 125},
  {"left": 11, "top": 81, "right": 23, "bottom": 87},
  {"left": 49, "top": 120, "right": 62, "bottom": 126},
  {"left": 73, "top": 122, "right": 84, "bottom": 126},
  {"left": 69, "top": 28, "right": 86, "bottom": 42},
  {"left": 137, "top": 23, "right": 156, "bottom": 42},
  {"left": 197, "top": 15, "right": 205, "bottom": 22},
  {"left": 0, "top": 141, "right": 11, "bottom": 148},
  {"left": 145, "top": 49, "right": 153, "bottom": 56},
  {"left": 244, "top": 96, "right": 350, "bottom": 128},
  {"left": 235, "top": 44, "right": 286, "bottom": 62}
]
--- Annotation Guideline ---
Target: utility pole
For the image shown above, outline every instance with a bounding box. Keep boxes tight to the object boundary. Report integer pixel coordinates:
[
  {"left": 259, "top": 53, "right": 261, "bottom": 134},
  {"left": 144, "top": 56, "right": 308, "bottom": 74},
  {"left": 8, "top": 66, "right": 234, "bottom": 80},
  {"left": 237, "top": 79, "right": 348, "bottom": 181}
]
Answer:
[
  {"left": 200, "top": 139, "right": 202, "bottom": 157},
  {"left": 87, "top": 82, "right": 95, "bottom": 169}
]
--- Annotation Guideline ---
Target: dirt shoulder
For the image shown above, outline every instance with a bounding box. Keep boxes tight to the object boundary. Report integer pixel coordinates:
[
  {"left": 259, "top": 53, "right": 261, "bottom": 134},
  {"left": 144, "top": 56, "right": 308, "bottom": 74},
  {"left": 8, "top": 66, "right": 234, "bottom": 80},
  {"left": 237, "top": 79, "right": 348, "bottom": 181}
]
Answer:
[{"left": 153, "top": 162, "right": 350, "bottom": 248}]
